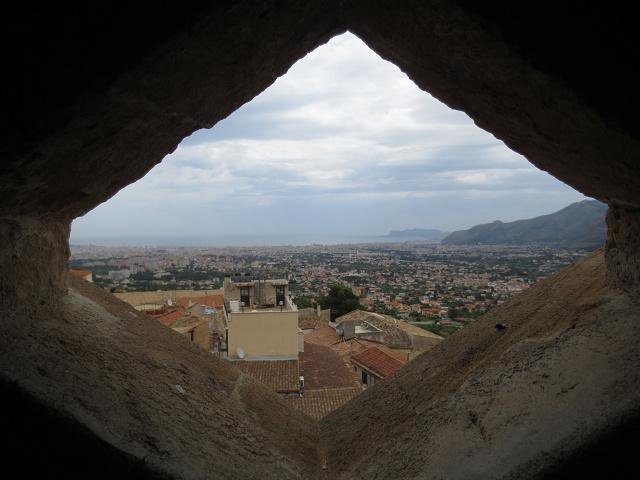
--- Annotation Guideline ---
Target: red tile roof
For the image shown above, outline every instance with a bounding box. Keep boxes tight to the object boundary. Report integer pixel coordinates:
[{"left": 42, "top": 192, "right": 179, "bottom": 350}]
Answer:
[
  {"left": 176, "top": 294, "right": 224, "bottom": 309},
  {"left": 352, "top": 347, "right": 406, "bottom": 379},
  {"left": 304, "top": 325, "right": 407, "bottom": 362},
  {"left": 155, "top": 309, "right": 186, "bottom": 326}
]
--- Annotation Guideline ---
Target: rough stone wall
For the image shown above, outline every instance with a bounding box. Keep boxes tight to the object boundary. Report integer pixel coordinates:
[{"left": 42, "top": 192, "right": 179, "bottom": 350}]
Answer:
[
  {"left": 0, "top": 217, "right": 70, "bottom": 312},
  {"left": 605, "top": 206, "right": 640, "bottom": 295},
  {"left": 0, "top": 275, "right": 321, "bottom": 479},
  {"left": 1, "top": 2, "right": 640, "bottom": 478}
]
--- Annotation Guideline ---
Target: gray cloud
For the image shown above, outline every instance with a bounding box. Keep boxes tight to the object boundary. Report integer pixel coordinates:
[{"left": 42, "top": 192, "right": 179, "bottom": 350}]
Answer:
[{"left": 72, "top": 33, "right": 585, "bottom": 242}]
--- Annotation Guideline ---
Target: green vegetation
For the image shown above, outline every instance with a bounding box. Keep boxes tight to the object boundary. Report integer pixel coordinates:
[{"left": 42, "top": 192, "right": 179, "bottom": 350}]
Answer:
[
  {"left": 376, "top": 306, "right": 400, "bottom": 317},
  {"left": 417, "top": 323, "right": 459, "bottom": 337},
  {"left": 293, "top": 295, "right": 315, "bottom": 309},
  {"left": 318, "top": 283, "right": 360, "bottom": 321}
]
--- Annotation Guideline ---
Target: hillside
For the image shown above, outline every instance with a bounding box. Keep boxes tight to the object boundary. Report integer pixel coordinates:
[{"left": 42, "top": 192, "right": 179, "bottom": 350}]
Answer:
[{"left": 441, "top": 200, "right": 607, "bottom": 248}]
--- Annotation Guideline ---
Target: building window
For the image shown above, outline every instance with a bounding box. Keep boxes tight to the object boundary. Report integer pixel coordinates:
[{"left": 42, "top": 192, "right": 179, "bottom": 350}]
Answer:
[
  {"left": 275, "top": 285, "right": 285, "bottom": 306},
  {"left": 361, "top": 370, "right": 368, "bottom": 385},
  {"left": 240, "top": 287, "right": 250, "bottom": 306}
]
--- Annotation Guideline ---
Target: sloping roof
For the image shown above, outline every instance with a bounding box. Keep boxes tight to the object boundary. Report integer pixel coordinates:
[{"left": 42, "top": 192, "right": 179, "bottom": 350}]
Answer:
[
  {"left": 235, "top": 360, "right": 300, "bottom": 393},
  {"left": 334, "top": 309, "right": 373, "bottom": 324},
  {"left": 305, "top": 325, "right": 353, "bottom": 356},
  {"left": 335, "top": 310, "right": 444, "bottom": 347},
  {"left": 171, "top": 317, "right": 206, "bottom": 330},
  {"left": 299, "top": 342, "right": 361, "bottom": 390},
  {"left": 287, "top": 387, "right": 362, "bottom": 421},
  {"left": 305, "top": 325, "right": 407, "bottom": 362},
  {"left": 176, "top": 294, "right": 224, "bottom": 309},
  {"left": 155, "top": 309, "right": 186, "bottom": 326},
  {"left": 352, "top": 347, "right": 406, "bottom": 379}
]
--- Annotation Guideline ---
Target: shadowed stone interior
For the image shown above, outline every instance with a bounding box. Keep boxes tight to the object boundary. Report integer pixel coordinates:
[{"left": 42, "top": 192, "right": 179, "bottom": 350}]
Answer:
[
  {"left": 605, "top": 206, "right": 640, "bottom": 293},
  {"left": 1, "top": 2, "right": 639, "bottom": 478}
]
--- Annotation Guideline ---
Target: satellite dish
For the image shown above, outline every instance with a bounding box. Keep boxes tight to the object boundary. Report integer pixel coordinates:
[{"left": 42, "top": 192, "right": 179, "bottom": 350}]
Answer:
[{"left": 236, "top": 346, "right": 246, "bottom": 359}]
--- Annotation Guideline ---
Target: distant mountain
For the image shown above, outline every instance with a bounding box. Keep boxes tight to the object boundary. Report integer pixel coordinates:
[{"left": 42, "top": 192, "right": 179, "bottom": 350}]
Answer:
[
  {"left": 441, "top": 200, "right": 607, "bottom": 248},
  {"left": 380, "top": 228, "right": 449, "bottom": 242}
]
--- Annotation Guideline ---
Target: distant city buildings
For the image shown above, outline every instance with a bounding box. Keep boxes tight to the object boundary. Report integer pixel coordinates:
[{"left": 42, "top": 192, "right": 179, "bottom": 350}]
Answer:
[
  {"left": 70, "top": 242, "right": 588, "bottom": 419},
  {"left": 71, "top": 243, "right": 585, "bottom": 339}
]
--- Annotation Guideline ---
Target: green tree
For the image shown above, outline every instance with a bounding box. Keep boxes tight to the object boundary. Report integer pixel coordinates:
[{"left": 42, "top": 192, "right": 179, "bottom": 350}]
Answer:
[
  {"left": 318, "top": 283, "right": 360, "bottom": 321},
  {"left": 293, "top": 295, "right": 315, "bottom": 309}
]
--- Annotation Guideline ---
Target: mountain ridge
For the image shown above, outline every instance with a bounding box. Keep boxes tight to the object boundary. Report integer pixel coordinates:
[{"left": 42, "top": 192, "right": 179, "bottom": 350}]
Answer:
[{"left": 441, "top": 200, "right": 607, "bottom": 248}]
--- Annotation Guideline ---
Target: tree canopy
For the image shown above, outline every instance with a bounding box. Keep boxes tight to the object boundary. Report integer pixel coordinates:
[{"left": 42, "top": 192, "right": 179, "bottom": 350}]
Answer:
[
  {"left": 318, "top": 283, "right": 360, "bottom": 321},
  {"left": 293, "top": 295, "right": 315, "bottom": 309}
]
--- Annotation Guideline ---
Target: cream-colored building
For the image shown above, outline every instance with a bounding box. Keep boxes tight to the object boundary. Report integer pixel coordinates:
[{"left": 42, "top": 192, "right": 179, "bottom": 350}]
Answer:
[{"left": 223, "top": 276, "right": 303, "bottom": 361}]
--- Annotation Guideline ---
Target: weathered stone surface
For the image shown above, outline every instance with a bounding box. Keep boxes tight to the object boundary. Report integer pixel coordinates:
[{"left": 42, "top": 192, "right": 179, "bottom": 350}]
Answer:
[
  {"left": 0, "top": 217, "right": 70, "bottom": 311},
  {"left": 0, "top": 275, "right": 321, "bottom": 479},
  {"left": 605, "top": 206, "right": 640, "bottom": 294}
]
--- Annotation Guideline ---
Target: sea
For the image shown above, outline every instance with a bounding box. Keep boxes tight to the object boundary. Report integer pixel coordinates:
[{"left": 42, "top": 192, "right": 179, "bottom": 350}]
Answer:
[{"left": 69, "top": 234, "right": 389, "bottom": 247}]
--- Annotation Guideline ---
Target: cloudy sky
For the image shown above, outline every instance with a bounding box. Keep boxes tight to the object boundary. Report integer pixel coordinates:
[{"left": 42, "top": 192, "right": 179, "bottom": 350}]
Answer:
[{"left": 71, "top": 32, "right": 585, "bottom": 245}]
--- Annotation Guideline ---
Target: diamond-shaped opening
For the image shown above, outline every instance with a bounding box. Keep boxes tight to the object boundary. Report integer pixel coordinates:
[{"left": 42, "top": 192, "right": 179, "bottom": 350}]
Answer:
[
  {"left": 4, "top": 6, "right": 638, "bottom": 479},
  {"left": 53, "top": 29, "right": 611, "bottom": 477}
]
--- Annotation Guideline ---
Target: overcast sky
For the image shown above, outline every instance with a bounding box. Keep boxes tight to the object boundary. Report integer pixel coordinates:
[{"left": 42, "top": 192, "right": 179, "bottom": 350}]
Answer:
[{"left": 71, "top": 32, "right": 585, "bottom": 245}]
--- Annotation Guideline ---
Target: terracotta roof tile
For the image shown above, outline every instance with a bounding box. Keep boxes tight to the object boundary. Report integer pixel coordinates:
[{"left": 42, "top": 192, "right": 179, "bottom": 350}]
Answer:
[
  {"left": 235, "top": 360, "right": 299, "bottom": 393},
  {"left": 299, "top": 342, "right": 361, "bottom": 390},
  {"left": 155, "top": 309, "right": 185, "bottom": 326},
  {"left": 304, "top": 325, "right": 407, "bottom": 362},
  {"left": 287, "top": 387, "right": 362, "bottom": 421},
  {"left": 352, "top": 347, "right": 406, "bottom": 378}
]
